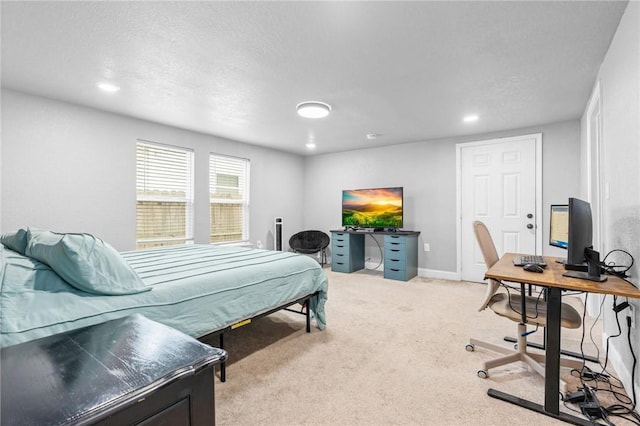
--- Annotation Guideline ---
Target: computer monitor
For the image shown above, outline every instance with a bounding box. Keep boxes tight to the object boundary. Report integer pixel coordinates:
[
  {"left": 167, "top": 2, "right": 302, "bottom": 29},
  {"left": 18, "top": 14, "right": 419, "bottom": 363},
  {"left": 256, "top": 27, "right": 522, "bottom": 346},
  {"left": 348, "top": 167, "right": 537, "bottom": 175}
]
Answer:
[
  {"left": 549, "top": 204, "right": 569, "bottom": 249},
  {"left": 562, "top": 197, "right": 607, "bottom": 282}
]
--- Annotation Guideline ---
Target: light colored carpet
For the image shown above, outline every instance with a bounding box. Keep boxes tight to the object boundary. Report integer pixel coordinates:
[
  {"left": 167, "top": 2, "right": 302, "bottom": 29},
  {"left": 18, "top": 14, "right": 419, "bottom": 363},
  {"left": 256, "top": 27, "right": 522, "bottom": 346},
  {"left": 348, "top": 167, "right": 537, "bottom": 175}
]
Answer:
[{"left": 214, "top": 269, "right": 632, "bottom": 425}]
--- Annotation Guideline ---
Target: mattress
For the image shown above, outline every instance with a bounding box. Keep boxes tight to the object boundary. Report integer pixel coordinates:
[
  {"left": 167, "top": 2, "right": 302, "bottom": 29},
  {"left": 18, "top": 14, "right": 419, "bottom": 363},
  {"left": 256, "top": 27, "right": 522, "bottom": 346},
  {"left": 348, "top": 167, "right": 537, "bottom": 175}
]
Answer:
[{"left": 0, "top": 244, "right": 328, "bottom": 347}]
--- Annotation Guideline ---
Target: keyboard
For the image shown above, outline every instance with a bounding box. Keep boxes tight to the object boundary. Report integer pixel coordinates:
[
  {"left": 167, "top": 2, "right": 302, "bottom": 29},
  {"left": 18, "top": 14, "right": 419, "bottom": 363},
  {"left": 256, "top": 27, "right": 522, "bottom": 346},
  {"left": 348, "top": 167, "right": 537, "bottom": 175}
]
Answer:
[{"left": 513, "top": 255, "right": 547, "bottom": 267}]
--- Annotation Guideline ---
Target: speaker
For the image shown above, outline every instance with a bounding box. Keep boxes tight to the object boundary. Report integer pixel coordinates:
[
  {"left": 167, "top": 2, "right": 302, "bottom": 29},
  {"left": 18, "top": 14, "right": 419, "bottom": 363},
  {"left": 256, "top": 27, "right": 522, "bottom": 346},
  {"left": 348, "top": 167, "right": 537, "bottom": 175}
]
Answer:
[{"left": 274, "top": 217, "right": 283, "bottom": 251}]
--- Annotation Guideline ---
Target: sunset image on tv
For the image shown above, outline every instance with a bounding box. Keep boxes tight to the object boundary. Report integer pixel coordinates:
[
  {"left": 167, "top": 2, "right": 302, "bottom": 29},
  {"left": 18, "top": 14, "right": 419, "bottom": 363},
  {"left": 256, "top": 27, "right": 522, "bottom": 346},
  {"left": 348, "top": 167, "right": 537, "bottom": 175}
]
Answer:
[{"left": 342, "top": 187, "right": 403, "bottom": 228}]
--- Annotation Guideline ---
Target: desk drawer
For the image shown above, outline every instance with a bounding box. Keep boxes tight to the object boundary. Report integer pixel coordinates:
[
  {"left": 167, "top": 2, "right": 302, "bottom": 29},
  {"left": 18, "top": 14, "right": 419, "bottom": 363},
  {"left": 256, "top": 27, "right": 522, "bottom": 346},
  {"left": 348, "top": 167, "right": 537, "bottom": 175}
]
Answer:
[
  {"left": 384, "top": 254, "right": 407, "bottom": 271},
  {"left": 383, "top": 234, "right": 418, "bottom": 281},
  {"left": 332, "top": 239, "right": 351, "bottom": 251},
  {"left": 384, "top": 235, "right": 407, "bottom": 248},
  {"left": 385, "top": 236, "right": 406, "bottom": 244},
  {"left": 332, "top": 252, "right": 348, "bottom": 262},
  {"left": 332, "top": 244, "right": 350, "bottom": 257},
  {"left": 332, "top": 232, "right": 349, "bottom": 240},
  {"left": 384, "top": 267, "right": 408, "bottom": 281},
  {"left": 384, "top": 245, "right": 407, "bottom": 260},
  {"left": 332, "top": 233, "right": 351, "bottom": 250},
  {"left": 331, "top": 257, "right": 352, "bottom": 273},
  {"left": 330, "top": 231, "right": 364, "bottom": 273}
]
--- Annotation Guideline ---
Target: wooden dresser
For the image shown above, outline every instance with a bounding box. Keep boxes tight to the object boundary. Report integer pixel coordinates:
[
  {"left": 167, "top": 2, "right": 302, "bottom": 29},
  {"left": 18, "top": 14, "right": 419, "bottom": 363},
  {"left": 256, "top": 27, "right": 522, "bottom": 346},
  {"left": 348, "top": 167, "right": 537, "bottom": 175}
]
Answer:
[{"left": 1, "top": 314, "right": 226, "bottom": 425}]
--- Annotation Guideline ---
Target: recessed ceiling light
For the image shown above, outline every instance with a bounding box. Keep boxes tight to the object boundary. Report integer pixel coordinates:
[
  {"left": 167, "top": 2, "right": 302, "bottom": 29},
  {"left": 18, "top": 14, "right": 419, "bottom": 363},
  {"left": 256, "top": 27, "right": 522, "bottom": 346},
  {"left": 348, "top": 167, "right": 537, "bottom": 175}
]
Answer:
[
  {"left": 97, "top": 82, "right": 120, "bottom": 93},
  {"left": 366, "top": 133, "right": 381, "bottom": 140},
  {"left": 296, "top": 101, "right": 331, "bottom": 119},
  {"left": 463, "top": 114, "right": 479, "bottom": 123},
  {"left": 305, "top": 142, "right": 317, "bottom": 149}
]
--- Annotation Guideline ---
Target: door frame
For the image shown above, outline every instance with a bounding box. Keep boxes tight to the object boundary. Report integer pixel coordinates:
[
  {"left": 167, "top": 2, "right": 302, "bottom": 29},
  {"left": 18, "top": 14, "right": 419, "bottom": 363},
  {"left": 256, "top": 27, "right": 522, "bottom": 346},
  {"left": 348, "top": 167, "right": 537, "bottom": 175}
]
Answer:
[
  {"left": 586, "top": 81, "right": 603, "bottom": 253},
  {"left": 455, "top": 133, "right": 543, "bottom": 279},
  {"left": 585, "top": 81, "right": 604, "bottom": 316}
]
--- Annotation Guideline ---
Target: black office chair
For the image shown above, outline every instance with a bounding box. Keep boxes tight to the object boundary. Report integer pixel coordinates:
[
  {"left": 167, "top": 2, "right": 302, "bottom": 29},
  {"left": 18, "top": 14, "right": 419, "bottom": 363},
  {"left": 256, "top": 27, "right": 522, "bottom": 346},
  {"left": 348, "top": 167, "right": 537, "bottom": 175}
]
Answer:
[{"left": 289, "top": 230, "right": 330, "bottom": 266}]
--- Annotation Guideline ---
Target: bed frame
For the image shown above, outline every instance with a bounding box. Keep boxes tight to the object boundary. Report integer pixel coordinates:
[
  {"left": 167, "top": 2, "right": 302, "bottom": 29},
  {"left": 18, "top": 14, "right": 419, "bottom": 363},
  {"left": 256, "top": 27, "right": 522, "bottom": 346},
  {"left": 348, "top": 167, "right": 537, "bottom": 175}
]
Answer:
[{"left": 198, "top": 291, "right": 319, "bottom": 382}]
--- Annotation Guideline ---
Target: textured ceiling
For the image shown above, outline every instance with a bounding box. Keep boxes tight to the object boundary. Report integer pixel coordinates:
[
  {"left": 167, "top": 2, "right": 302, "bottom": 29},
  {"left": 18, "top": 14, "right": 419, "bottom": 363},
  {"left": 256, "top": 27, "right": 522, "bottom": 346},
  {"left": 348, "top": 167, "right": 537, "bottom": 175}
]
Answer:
[{"left": 1, "top": 1, "right": 628, "bottom": 155}]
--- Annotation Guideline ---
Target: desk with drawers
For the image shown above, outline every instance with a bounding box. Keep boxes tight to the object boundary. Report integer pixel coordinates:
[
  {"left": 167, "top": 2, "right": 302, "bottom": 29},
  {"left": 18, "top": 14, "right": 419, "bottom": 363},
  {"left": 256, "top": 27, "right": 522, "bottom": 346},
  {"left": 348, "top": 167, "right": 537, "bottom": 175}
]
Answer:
[{"left": 330, "top": 230, "right": 420, "bottom": 281}]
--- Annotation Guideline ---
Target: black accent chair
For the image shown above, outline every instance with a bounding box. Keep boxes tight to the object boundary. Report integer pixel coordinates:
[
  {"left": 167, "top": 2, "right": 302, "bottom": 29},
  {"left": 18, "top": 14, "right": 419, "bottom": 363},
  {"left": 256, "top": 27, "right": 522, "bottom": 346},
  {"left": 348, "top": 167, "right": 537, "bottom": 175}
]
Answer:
[{"left": 289, "top": 230, "right": 330, "bottom": 266}]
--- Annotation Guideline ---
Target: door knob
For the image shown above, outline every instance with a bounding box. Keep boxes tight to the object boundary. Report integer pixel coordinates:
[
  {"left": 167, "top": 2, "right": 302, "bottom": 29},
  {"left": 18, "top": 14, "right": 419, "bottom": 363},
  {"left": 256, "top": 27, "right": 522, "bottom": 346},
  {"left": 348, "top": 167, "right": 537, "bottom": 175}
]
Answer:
[{"left": 527, "top": 223, "right": 534, "bottom": 229}]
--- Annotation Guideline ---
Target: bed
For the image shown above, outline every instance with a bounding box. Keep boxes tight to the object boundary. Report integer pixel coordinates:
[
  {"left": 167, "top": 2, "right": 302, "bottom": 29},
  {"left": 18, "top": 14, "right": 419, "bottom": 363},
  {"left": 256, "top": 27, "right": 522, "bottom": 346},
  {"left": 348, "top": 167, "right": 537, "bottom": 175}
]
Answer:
[{"left": 0, "top": 230, "right": 328, "bottom": 380}]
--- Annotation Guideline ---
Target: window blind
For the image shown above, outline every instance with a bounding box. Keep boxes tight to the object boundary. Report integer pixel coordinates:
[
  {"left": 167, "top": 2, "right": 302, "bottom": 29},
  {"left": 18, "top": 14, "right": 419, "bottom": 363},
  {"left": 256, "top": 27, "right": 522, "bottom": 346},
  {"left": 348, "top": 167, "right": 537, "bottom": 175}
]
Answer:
[
  {"left": 210, "top": 154, "right": 250, "bottom": 243},
  {"left": 136, "top": 141, "right": 194, "bottom": 249}
]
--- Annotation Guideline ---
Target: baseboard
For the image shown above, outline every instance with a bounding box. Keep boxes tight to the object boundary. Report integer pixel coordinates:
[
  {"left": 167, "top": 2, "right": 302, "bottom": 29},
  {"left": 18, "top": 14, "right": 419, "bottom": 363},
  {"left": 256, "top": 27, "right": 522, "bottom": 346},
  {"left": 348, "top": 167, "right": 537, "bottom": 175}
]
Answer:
[{"left": 417, "top": 268, "right": 460, "bottom": 281}]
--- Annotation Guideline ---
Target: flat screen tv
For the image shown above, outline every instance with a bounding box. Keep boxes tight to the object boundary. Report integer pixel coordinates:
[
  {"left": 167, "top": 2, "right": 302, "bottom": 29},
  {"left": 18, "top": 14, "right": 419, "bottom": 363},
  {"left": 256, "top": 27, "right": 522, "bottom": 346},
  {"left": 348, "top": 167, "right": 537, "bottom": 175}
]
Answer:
[{"left": 342, "top": 187, "right": 403, "bottom": 230}]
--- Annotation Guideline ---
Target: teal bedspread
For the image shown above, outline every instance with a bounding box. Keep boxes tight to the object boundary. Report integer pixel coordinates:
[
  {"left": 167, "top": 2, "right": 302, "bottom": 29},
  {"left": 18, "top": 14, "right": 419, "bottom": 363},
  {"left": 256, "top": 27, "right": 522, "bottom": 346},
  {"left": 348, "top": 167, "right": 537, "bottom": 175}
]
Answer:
[{"left": 0, "top": 244, "right": 328, "bottom": 347}]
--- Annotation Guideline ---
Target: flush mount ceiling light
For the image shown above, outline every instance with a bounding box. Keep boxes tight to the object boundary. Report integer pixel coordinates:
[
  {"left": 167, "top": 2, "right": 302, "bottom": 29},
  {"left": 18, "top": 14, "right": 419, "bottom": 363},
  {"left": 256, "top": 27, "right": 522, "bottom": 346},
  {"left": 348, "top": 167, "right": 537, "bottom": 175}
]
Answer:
[
  {"left": 97, "top": 82, "right": 120, "bottom": 93},
  {"left": 296, "top": 101, "right": 331, "bottom": 118},
  {"left": 463, "top": 114, "right": 479, "bottom": 123}
]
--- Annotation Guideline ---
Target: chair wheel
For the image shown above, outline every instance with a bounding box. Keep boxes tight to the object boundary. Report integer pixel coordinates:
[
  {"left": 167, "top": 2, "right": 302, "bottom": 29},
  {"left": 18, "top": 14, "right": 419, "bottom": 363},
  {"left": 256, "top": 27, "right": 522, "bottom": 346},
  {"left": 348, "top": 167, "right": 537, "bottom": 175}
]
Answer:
[
  {"left": 514, "top": 343, "right": 518, "bottom": 350},
  {"left": 477, "top": 370, "right": 489, "bottom": 379},
  {"left": 465, "top": 344, "right": 475, "bottom": 352}
]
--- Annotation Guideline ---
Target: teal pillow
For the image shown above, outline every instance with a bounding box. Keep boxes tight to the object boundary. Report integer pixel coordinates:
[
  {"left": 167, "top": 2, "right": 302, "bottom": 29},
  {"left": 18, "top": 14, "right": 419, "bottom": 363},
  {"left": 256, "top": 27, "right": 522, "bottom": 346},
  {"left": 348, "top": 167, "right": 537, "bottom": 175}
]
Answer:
[
  {"left": 0, "top": 228, "right": 28, "bottom": 254},
  {"left": 25, "top": 229, "right": 149, "bottom": 296}
]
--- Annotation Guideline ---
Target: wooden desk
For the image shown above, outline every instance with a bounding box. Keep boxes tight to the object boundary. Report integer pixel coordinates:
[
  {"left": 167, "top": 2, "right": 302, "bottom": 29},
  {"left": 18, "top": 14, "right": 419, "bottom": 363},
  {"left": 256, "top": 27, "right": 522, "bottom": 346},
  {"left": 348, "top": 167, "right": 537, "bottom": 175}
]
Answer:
[{"left": 485, "top": 253, "right": 640, "bottom": 425}]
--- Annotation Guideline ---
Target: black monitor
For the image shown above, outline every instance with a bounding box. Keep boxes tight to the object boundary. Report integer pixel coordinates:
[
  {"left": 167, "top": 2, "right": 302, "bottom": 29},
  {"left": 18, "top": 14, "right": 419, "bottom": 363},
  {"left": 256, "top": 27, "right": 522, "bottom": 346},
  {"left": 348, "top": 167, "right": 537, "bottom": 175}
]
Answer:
[
  {"left": 562, "top": 197, "right": 607, "bottom": 282},
  {"left": 549, "top": 204, "right": 569, "bottom": 249}
]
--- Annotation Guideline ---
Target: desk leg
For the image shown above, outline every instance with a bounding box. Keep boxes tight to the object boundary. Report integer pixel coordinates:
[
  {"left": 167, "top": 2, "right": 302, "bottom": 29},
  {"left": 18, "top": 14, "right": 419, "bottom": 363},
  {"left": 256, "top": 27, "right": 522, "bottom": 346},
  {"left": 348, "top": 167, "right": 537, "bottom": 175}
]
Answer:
[
  {"left": 545, "top": 287, "right": 562, "bottom": 414},
  {"left": 487, "top": 286, "right": 596, "bottom": 425},
  {"left": 487, "top": 389, "right": 596, "bottom": 425}
]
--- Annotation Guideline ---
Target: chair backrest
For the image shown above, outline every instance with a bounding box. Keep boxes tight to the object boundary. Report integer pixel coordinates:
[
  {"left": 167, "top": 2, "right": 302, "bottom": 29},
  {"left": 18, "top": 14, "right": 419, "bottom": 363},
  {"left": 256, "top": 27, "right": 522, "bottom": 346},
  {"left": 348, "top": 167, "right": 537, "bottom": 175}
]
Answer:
[
  {"left": 289, "top": 230, "right": 330, "bottom": 251},
  {"left": 472, "top": 221, "right": 502, "bottom": 312}
]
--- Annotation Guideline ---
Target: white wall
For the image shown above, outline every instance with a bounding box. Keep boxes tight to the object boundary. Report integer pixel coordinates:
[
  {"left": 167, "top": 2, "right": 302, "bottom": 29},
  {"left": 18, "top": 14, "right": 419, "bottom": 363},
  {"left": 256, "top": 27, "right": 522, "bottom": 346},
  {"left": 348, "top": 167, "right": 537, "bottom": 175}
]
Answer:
[
  {"left": 0, "top": 89, "right": 306, "bottom": 251},
  {"left": 1, "top": 90, "right": 582, "bottom": 275},
  {"left": 303, "top": 120, "right": 581, "bottom": 275},
  {"left": 583, "top": 0, "right": 640, "bottom": 403}
]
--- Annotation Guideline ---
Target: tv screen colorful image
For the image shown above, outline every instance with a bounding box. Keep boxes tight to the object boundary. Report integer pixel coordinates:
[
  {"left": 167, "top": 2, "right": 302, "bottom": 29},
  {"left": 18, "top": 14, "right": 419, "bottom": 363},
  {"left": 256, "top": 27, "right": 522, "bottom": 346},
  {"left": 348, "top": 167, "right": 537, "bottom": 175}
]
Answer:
[{"left": 342, "top": 187, "right": 403, "bottom": 229}]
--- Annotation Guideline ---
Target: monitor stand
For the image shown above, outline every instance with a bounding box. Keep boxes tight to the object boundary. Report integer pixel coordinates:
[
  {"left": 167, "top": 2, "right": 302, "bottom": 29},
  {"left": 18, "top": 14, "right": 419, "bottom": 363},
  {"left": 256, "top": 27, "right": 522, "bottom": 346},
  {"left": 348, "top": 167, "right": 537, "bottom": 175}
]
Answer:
[
  {"left": 562, "top": 249, "right": 607, "bottom": 282},
  {"left": 562, "top": 271, "right": 608, "bottom": 282},
  {"left": 560, "top": 260, "right": 589, "bottom": 272}
]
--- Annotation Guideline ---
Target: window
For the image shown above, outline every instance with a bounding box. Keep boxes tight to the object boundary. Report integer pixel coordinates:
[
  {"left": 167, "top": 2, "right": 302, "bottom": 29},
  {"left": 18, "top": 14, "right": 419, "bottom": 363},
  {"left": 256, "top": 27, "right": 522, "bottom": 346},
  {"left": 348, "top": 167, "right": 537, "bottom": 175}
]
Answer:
[
  {"left": 210, "top": 154, "right": 250, "bottom": 243},
  {"left": 136, "top": 140, "right": 194, "bottom": 249}
]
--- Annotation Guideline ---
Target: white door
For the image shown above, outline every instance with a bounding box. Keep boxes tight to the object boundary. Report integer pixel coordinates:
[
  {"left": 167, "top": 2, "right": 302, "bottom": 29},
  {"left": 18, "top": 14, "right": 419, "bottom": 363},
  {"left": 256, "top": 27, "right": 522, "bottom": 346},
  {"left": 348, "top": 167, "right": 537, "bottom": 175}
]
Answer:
[{"left": 458, "top": 134, "right": 542, "bottom": 282}]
